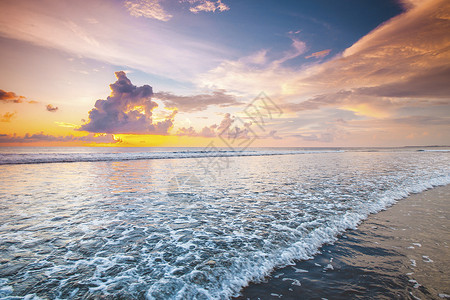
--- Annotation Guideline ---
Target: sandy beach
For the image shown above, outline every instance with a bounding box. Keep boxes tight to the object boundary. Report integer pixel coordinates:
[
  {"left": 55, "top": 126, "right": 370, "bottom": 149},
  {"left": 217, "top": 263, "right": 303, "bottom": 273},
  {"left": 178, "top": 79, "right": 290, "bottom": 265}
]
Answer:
[{"left": 237, "top": 184, "right": 450, "bottom": 299}]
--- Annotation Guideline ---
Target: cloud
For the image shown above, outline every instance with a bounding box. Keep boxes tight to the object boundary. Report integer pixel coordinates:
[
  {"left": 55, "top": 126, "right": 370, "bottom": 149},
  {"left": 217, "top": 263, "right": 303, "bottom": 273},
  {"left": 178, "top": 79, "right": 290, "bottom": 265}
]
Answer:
[
  {"left": 55, "top": 121, "right": 78, "bottom": 128},
  {"left": 198, "top": 38, "right": 307, "bottom": 94},
  {"left": 275, "top": 38, "right": 307, "bottom": 65},
  {"left": 78, "top": 71, "right": 176, "bottom": 134},
  {"left": 176, "top": 113, "right": 228, "bottom": 137},
  {"left": 176, "top": 113, "right": 280, "bottom": 140},
  {"left": 0, "top": 89, "right": 37, "bottom": 104},
  {"left": 289, "top": 119, "right": 350, "bottom": 143},
  {"left": 0, "top": 0, "right": 232, "bottom": 81},
  {"left": 184, "top": 0, "right": 230, "bottom": 13},
  {"left": 292, "top": 133, "right": 334, "bottom": 143},
  {"left": 356, "top": 66, "right": 450, "bottom": 98},
  {"left": 177, "top": 113, "right": 236, "bottom": 137},
  {"left": 124, "top": 0, "right": 172, "bottom": 21},
  {"left": 154, "top": 90, "right": 241, "bottom": 112},
  {"left": 390, "top": 115, "right": 450, "bottom": 126},
  {"left": 1, "top": 112, "right": 16, "bottom": 122},
  {"left": 46, "top": 104, "right": 59, "bottom": 112},
  {"left": 0, "top": 132, "right": 121, "bottom": 144},
  {"left": 305, "top": 49, "right": 331, "bottom": 59},
  {"left": 298, "top": 0, "right": 450, "bottom": 91},
  {"left": 281, "top": 87, "right": 449, "bottom": 120},
  {"left": 200, "top": 0, "right": 450, "bottom": 101}
]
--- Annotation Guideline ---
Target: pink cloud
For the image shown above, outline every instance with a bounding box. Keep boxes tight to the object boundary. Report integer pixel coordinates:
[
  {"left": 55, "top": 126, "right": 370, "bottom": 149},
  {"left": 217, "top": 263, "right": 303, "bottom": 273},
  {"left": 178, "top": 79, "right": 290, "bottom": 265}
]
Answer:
[
  {"left": 78, "top": 71, "right": 176, "bottom": 134},
  {"left": 305, "top": 49, "right": 331, "bottom": 59}
]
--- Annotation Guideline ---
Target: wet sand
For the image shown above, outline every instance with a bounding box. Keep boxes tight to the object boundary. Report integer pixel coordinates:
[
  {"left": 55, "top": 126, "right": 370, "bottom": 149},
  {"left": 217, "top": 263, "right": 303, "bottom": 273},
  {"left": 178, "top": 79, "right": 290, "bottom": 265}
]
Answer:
[{"left": 236, "top": 184, "right": 450, "bottom": 299}]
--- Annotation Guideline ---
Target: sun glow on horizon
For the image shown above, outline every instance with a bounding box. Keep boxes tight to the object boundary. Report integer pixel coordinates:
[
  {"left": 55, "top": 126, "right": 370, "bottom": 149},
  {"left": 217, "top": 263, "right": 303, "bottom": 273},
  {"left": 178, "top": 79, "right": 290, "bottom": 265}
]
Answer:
[{"left": 0, "top": 0, "right": 449, "bottom": 147}]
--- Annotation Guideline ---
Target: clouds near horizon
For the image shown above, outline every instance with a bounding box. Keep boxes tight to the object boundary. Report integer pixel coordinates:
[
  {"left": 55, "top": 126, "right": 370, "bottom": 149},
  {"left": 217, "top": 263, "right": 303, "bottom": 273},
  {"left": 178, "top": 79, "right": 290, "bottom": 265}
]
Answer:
[
  {"left": 0, "top": 89, "right": 37, "bottom": 104},
  {"left": 1, "top": 112, "right": 16, "bottom": 122},
  {"left": 154, "top": 90, "right": 241, "bottom": 112},
  {"left": 79, "top": 71, "right": 177, "bottom": 134},
  {"left": 0, "top": 0, "right": 448, "bottom": 146},
  {"left": 0, "top": 132, "right": 120, "bottom": 144}
]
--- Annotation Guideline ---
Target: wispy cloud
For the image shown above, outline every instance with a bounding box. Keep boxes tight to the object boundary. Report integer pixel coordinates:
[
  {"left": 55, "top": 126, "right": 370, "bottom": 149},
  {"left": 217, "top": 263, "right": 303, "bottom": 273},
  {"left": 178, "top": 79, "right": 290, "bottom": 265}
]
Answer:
[
  {"left": 124, "top": 0, "right": 172, "bottom": 21},
  {"left": 154, "top": 90, "right": 241, "bottom": 112},
  {"left": 184, "top": 0, "right": 230, "bottom": 13},
  {"left": 305, "top": 49, "right": 331, "bottom": 59},
  {"left": 1, "top": 112, "right": 16, "bottom": 122},
  {"left": 0, "top": 0, "right": 232, "bottom": 80},
  {"left": 198, "top": 38, "right": 308, "bottom": 95},
  {"left": 55, "top": 122, "right": 78, "bottom": 128},
  {"left": 193, "top": 0, "right": 450, "bottom": 145},
  {"left": 200, "top": 0, "right": 450, "bottom": 112}
]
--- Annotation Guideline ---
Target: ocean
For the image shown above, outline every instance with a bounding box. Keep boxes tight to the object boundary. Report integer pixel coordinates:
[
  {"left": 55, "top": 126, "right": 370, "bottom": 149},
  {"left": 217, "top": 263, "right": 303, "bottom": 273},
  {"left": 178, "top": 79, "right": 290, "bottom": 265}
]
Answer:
[{"left": 0, "top": 147, "right": 449, "bottom": 299}]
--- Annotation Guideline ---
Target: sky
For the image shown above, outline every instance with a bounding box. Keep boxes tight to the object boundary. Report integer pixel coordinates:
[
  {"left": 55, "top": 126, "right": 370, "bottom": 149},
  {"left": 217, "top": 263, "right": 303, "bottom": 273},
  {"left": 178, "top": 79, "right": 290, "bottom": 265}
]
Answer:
[{"left": 0, "top": 0, "right": 449, "bottom": 147}]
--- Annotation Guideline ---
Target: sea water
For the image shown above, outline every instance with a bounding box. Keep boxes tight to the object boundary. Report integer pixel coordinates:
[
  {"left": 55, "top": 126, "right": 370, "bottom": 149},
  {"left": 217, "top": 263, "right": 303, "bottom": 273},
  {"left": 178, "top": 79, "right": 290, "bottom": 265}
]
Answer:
[{"left": 0, "top": 147, "right": 449, "bottom": 299}]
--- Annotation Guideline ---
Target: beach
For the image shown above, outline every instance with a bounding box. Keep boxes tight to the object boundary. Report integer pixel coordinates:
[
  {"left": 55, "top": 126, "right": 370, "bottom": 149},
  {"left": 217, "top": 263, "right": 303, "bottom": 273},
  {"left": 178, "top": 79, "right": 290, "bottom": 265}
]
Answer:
[{"left": 237, "top": 184, "right": 450, "bottom": 299}]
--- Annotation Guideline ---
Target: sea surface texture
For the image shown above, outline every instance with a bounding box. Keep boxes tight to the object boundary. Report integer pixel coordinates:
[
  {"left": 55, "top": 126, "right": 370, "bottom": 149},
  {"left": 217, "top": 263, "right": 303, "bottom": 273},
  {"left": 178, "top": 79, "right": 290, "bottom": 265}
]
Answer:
[{"left": 0, "top": 147, "right": 449, "bottom": 299}]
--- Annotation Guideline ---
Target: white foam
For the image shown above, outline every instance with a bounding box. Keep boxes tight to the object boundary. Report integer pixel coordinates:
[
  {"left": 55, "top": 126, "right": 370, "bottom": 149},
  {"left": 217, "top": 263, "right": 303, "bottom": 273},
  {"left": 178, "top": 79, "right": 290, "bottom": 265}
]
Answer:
[
  {"left": 1, "top": 149, "right": 449, "bottom": 299},
  {"left": 292, "top": 267, "right": 308, "bottom": 273},
  {"left": 0, "top": 149, "right": 344, "bottom": 165},
  {"left": 270, "top": 293, "right": 282, "bottom": 298},
  {"left": 409, "top": 279, "right": 421, "bottom": 289},
  {"left": 422, "top": 256, "right": 433, "bottom": 263},
  {"left": 282, "top": 278, "right": 301, "bottom": 286}
]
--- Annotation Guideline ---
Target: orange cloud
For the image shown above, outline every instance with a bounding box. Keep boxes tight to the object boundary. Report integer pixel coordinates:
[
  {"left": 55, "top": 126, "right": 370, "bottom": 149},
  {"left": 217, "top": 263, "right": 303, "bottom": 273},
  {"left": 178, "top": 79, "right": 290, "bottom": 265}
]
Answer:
[
  {"left": 0, "top": 89, "right": 37, "bottom": 104},
  {"left": 305, "top": 49, "right": 331, "bottom": 59},
  {"left": 1, "top": 112, "right": 16, "bottom": 122},
  {"left": 46, "top": 104, "right": 59, "bottom": 112},
  {"left": 0, "top": 132, "right": 121, "bottom": 145}
]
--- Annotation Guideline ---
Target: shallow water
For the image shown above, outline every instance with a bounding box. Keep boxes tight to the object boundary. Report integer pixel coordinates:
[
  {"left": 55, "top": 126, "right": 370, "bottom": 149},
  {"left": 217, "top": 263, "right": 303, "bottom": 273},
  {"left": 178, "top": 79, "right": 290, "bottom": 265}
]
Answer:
[
  {"left": 237, "top": 185, "right": 450, "bottom": 299},
  {"left": 0, "top": 148, "right": 449, "bottom": 299}
]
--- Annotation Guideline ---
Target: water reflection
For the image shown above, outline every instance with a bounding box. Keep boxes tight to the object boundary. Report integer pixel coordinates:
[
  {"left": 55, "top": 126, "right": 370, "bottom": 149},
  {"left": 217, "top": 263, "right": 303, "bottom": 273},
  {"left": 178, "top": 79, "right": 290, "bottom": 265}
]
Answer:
[{"left": 0, "top": 151, "right": 448, "bottom": 299}]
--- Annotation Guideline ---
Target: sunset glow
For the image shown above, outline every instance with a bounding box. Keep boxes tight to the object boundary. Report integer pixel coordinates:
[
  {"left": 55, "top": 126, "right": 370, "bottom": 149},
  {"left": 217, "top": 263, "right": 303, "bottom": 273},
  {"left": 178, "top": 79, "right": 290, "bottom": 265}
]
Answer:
[{"left": 1, "top": 0, "right": 449, "bottom": 147}]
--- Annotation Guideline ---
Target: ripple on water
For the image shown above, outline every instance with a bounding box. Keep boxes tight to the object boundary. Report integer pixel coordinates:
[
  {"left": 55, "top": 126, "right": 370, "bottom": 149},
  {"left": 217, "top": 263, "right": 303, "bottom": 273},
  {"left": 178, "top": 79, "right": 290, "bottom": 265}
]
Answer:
[{"left": 0, "top": 151, "right": 449, "bottom": 298}]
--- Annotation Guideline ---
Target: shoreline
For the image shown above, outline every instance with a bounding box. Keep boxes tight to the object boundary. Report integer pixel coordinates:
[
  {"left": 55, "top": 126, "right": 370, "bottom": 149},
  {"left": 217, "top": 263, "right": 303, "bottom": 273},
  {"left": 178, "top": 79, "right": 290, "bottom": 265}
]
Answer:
[{"left": 236, "top": 184, "right": 450, "bottom": 299}]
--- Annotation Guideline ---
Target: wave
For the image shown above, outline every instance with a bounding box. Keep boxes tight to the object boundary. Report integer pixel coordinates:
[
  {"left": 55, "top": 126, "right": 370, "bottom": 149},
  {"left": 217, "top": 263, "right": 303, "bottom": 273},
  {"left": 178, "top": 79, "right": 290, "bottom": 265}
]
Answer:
[
  {"left": 0, "top": 149, "right": 344, "bottom": 165},
  {"left": 208, "top": 175, "right": 450, "bottom": 299},
  {"left": 145, "top": 174, "right": 450, "bottom": 299},
  {"left": 1, "top": 149, "right": 448, "bottom": 299}
]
